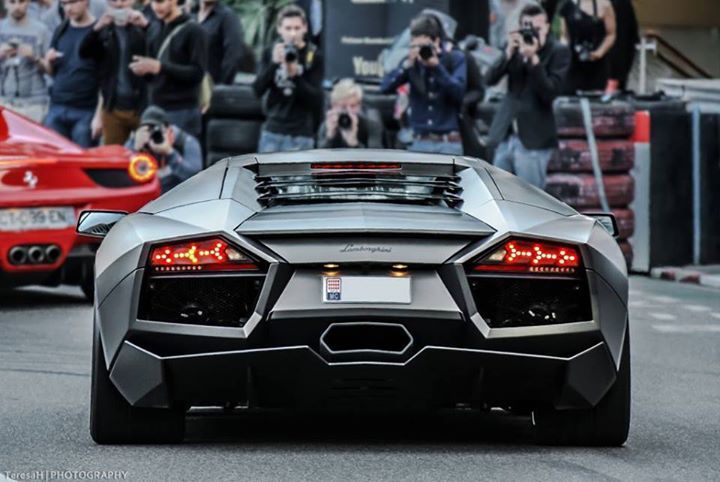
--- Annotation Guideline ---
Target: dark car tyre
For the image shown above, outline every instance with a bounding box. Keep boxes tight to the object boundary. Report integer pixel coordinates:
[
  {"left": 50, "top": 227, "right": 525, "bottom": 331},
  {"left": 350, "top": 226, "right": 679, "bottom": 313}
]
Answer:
[
  {"left": 90, "top": 324, "right": 185, "bottom": 444},
  {"left": 80, "top": 260, "right": 94, "bottom": 301},
  {"left": 206, "top": 119, "right": 262, "bottom": 154},
  {"left": 548, "top": 139, "right": 635, "bottom": 173},
  {"left": 207, "top": 84, "right": 263, "bottom": 119},
  {"left": 533, "top": 332, "right": 631, "bottom": 446},
  {"left": 555, "top": 98, "right": 635, "bottom": 138}
]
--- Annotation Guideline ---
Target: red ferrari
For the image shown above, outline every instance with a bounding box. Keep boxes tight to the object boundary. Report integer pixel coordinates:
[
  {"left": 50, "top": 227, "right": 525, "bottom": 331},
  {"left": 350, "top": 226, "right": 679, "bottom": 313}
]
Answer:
[{"left": 0, "top": 107, "right": 161, "bottom": 299}]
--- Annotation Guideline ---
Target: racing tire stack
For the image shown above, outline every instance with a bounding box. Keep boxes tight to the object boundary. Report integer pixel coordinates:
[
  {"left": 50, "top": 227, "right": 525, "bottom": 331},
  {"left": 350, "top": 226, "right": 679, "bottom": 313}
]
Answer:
[
  {"left": 545, "top": 98, "right": 636, "bottom": 267},
  {"left": 205, "top": 83, "right": 264, "bottom": 168}
]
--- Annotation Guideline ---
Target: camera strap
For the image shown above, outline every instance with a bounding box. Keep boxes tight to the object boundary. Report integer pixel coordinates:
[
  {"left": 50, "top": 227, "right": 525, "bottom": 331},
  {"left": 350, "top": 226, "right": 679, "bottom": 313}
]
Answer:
[{"left": 157, "top": 21, "right": 191, "bottom": 61}]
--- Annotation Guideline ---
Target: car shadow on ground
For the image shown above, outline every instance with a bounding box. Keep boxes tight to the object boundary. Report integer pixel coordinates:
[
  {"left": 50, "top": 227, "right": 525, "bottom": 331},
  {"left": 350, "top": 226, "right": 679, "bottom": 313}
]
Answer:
[
  {"left": 0, "top": 285, "right": 88, "bottom": 309},
  {"left": 184, "top": 410, "right": 538, "bottom": 447}
]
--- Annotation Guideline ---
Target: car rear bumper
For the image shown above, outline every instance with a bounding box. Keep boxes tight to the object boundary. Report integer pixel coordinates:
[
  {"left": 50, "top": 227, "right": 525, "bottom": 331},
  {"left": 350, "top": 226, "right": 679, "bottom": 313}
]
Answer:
[{"left": 108, "top": 338, "right": 618, "bottom": 412}]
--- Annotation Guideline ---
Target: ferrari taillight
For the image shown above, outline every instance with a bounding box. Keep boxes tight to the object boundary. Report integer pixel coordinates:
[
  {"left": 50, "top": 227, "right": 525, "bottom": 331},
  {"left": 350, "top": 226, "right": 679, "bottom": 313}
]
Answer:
[
  {"left": 128, "top": 153, "right": 157, "bottom": 183},
  {"left": 149, "top": 238, "right": 259, "bottom": 273},
  {"left": 473, "top": 239, "right": 581, "bottom": 274}
]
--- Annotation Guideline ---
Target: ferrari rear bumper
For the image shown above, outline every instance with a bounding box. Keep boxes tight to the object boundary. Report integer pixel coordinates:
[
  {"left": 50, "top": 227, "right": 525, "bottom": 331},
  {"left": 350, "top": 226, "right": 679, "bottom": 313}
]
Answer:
[{"left": 109, "top": 338, "right": 617, "bottom": 412}]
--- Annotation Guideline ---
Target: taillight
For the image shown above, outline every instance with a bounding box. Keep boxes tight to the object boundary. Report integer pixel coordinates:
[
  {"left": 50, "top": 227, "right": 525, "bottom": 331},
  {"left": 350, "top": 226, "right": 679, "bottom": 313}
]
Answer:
[
  {"left": 149, "top": 238, "right": 259, "bottom": 273},
  {"left": 128, "top": 153, "right": 157, "bottom": 183},
  {"left": 311, "top": 162, "right": 401, "bottom": 171},
  {"left": 473, "top": 239, "right": 581, "bottom": 275}
]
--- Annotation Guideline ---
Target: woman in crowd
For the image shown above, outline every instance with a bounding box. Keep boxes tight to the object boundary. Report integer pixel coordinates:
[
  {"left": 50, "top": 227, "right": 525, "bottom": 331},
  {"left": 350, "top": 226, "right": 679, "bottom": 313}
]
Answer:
[{"left": 559, "top": 0, "right": 616, "bottom": 94}]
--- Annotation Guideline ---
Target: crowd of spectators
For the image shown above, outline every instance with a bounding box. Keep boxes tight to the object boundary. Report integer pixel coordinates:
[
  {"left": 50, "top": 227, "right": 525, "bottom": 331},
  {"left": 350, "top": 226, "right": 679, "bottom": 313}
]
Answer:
[{"left": 0, "top": 0, "right": 639, "bottom": 192}]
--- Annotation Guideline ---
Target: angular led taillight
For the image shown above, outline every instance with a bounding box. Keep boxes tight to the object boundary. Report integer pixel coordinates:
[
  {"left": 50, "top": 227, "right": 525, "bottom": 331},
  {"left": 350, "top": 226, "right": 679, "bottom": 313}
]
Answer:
[
  {"left": 149, "top": 238, "right": 259, "bottom": 273},
  {"left": 473, "top": 239, "right": 581, "bottom": 274}
]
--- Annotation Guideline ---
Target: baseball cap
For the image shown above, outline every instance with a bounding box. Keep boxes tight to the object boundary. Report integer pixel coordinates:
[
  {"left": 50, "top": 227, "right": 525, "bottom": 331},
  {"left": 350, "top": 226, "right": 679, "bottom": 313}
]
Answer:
[{"left": 139, "top": 105, "right": 169, "bottom": 127}]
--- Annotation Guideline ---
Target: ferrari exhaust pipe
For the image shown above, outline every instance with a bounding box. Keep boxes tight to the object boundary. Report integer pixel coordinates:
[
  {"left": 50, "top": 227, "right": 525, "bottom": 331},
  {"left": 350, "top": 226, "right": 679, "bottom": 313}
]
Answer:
[
  {"left": 45, "top": 245, "right": 62, "bottom": 264},
  {"left": 27, "top": 245, "right": 45, "bottom": 264},
  {"left": 8, "top": 246, "right": 28, "bottom": 265}
]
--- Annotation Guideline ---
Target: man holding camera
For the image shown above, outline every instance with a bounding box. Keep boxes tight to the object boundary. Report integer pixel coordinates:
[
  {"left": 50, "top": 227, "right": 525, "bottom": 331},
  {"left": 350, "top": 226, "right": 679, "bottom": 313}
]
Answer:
[
  {"left": 79, "top": 0, "right": 148, "bottom": 145},
  {"left": 317, "top": 79, "right": 383, "bottom": 149},
  {"left": 252, "top": 5, "right": 323, "bottom": 153},
  {"left": 380, "top": 14, "right": 466, "bottom": 155},
  {"left": 0, "top": 0, "right": 51, "bottom": 123},
  {"left": 126, "top": 105, "right": 202, "bottom": 192},
  {"left": 485, "top": 4, "right": 570, "bottom": 188}
]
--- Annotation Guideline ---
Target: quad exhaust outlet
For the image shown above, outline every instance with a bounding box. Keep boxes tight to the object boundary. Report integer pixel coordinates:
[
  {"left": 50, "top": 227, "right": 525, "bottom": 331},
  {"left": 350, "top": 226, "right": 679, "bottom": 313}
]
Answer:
[{"left": 7, "top": 244, "right": 62, "bottom": 265}]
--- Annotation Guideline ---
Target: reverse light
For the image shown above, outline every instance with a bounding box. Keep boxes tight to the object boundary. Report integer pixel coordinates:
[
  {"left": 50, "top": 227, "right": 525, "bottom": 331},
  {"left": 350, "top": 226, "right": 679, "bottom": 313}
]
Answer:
[
  {"left": 473, "top": 239, "right": 581, "bottom": 274},
  {"left": 149, "top": 238, "right": 259, "bottom": 272},
  {"left": 128, "top": 153, "right": 157, "bottom": 183}
]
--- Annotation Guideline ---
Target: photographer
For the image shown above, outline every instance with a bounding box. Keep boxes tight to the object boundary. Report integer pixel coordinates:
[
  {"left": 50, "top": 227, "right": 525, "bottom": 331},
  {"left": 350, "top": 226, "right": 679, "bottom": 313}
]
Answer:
[
  {"left": 0, "top": 0, "right": 51, "bottom": 123},
  {"left": 317, "top": 79, "right": 383, "bottom": 149},
  {"left": 126, "top": 105, "right": 202, "bottom": 192},
  {"left": 252, "top": 5, "right": 323, "bottom": 153},
  {"left": 485, "top": 4, "right": 570, "bottom": 188},
  {"left": 559, "top": 0, "right": 616, "bottom": 94},
  {"left": 79, "top": 0, "right": 148, "bottom": 145},
  {"left": 380, "top": 14, "right": 466, "bottom": 155}
]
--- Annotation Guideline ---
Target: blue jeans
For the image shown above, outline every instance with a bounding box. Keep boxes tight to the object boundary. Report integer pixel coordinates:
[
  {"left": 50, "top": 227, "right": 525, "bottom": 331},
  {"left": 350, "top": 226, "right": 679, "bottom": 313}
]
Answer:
[
  {"left": 165, "top": 107, "right": 202, "bottom": 139},
  {"left": 493, "top": 135, "right": 554, "bottom": 188},
  {"left": 408, "top": 138, "right": 463, "bottom": 155},
  {"left": 44, "top": 104, "right": 94, "bottom": 148},
  {"left": 258, "top": 129, "right": 314, "bottom": 153}
]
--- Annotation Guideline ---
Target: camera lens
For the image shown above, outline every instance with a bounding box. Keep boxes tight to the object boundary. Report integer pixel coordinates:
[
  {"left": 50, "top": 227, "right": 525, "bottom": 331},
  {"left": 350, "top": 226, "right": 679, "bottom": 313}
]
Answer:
[
  {"left": 338, "top": 113, "right": 352, "bottom": 130},
  {"left": 284, "top": 45, "right": 298, "bottom": 63},
  {"left": 150, "top": 127, "right": 164, "bottom": 144},
  {"left": 419, "top": 44, "right": 434, "bottom": 61}
]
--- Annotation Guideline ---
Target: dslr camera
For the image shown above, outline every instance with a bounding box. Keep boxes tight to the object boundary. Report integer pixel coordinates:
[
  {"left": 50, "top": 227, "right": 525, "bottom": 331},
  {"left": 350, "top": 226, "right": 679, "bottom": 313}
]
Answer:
[
  {"left": 575, "top": 41, "right": 595, "bottom": 62},
  {"left": 284, "top": 43, "right": 298, "bottom": 63},
  {"left": 418, "top": 44, "right": 435, "bottom": 61},
  {"left": 337, "top": 112, "right": 352, "bottom": 130},
  {"left": 518, "top": 25, "right": 539, "bottom": 45}
]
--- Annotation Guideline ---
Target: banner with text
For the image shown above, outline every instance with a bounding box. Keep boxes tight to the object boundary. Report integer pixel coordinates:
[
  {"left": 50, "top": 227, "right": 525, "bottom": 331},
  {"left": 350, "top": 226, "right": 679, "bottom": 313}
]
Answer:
[{"left": 323, "top": 0, "right": 449, "bottom": 82}]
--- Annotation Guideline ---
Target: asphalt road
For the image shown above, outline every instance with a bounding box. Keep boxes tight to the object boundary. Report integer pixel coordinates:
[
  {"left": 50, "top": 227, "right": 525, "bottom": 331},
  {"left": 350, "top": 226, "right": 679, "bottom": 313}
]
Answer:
[{"left": 0, "top": 276, "right": 718, "bottom": 481}]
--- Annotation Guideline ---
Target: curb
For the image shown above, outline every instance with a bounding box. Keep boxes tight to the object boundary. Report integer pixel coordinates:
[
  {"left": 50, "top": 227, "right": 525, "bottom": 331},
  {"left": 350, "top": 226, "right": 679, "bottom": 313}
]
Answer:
[{"left": 650, "top": 267, "right": 720, "bottom": 289}]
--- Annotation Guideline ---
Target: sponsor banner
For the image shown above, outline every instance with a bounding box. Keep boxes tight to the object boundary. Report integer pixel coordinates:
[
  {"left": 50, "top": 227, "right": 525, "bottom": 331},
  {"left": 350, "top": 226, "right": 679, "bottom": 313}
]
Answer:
[{"left": 323, "top": 0, "right": 449, "bottom": 81}]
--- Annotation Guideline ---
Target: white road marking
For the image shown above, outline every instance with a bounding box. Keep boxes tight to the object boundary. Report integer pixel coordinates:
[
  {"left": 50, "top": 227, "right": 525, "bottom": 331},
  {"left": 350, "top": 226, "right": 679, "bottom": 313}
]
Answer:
[
  {"left": 648, "top": 295, "right": 680, "bottom": 303},
  {"left": 650, "top": 313, "right": 677, "bottom": 320},
  {"left": 683, "top": 305, "right": 711, "bottom": 312},
  {"left": 652, "top": 324, "right": 720, "bottom": 334},
  {"left": 629, "top": 300, "right": 648, "bottom": 307}
]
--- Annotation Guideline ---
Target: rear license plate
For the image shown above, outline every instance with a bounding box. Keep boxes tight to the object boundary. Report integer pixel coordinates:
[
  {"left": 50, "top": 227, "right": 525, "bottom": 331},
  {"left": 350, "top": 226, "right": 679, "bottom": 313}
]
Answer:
[
  {"left": 0, "top": 207, "right": 76, "bottom": 232},
  {"left": 322, "top": 276, "right": 411, "bottom": 304}
]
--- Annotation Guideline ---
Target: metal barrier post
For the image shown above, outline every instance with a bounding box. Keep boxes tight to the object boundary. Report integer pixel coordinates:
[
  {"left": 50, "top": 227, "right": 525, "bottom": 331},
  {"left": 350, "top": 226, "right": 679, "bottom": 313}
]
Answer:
[{"left": 692, "top": 104, "right": 701, "bottom": 265}]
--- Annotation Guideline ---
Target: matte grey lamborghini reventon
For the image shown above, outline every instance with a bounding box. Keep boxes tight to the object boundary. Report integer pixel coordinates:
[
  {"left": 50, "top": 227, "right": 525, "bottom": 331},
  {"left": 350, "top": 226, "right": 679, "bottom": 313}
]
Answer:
[{"left": 80, "top": 149, "right": 630, "bottom": 445}]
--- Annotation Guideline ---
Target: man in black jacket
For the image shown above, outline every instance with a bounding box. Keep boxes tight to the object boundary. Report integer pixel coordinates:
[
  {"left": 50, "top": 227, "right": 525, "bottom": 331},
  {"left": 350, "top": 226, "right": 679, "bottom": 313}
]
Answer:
[
  {"left": 194, "top": 0, "right": 244, "bottom": 85},
  {"left": 252, "top": 5, "right": 323, "bottom": 153},
  {"left": 79, "top": 0, "right": 148, "bottom": 145},
  {"left": 485, "top": 4, "right": 570, "bottom": 188},
  {"left": 128, "top": 0, "right": 207, "bottom": 139}
]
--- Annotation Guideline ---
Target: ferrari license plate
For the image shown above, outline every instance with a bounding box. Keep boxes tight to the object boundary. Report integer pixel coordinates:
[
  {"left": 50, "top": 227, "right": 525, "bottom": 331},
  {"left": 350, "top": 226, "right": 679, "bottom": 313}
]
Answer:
[
  {"left": 322, "top": 276, "right": 411, "bottom": 304},
  {"left": 0, "top": 207, "right": 76, "bottom": 232}
]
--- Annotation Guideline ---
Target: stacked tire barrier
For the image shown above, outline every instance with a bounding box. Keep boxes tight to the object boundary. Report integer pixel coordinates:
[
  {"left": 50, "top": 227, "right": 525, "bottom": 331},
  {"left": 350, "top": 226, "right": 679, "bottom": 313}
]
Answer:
[
  {"left": 205, "top": 83, "right": 264, "bottom": 167},
  {"left": 545, "top": 98, "right": 636, "bottom": 267}
]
